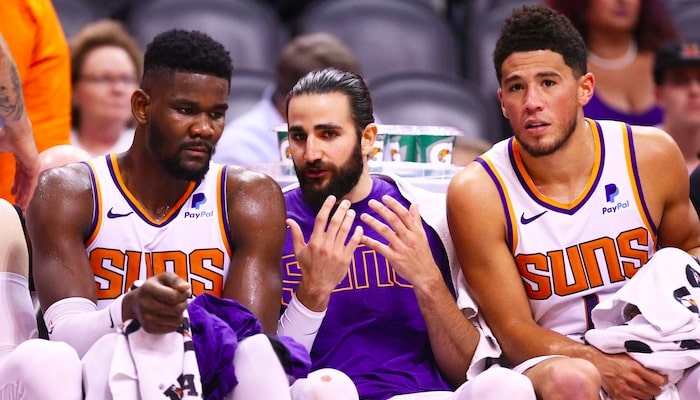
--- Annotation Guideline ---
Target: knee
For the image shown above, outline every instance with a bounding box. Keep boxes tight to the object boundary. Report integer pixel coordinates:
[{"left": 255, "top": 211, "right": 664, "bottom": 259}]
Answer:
[
  {"left": 463, "top": 367, "right": 536, "bottom": 400},
  {"left": 291, "top": 368, "right": 359, "bottom": 400},
  {"left": 13, "top": 339, "right": 81, "bottom": 377},
  {"left": 534, "top": 358, "right": 601, "bottom": 400}
]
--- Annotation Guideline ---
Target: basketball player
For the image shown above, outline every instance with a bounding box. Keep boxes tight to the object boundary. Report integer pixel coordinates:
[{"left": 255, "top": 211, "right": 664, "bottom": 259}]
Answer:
[
  {"left": 0, "top": 197, "right": 82, "bottom": 399},
  {"left": 26, "top": 29, "right": 294, "bottom": 398},
  {"left": 278, "top": 67, "right": 536, "bottom": 399},
  {"left": 446, "top": 5, "right": 700, "bottom": 400}
]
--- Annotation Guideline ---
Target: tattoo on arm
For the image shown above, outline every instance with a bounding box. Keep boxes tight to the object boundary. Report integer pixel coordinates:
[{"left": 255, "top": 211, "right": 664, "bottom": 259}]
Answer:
[{"left": 0, "top": 38, "right": 25, "bottom": 122}]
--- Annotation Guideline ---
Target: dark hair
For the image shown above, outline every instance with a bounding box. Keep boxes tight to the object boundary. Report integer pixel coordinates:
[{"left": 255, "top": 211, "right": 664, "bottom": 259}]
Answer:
[
  {"left": 70, "top": 19, "right": 143, "bottom": 129},
  {"left": 546, "top": 0, "right": 677, "bottom": 53},
  {"left": 273, "top": 33, "right": 361, "bottom": 107},
  {"left": 286, "top": 68, "right": 374, "bottom": 139},
  {"left": 493, "top": 4, "right": 588, "bottom": 84},
  {"left": 142, "top": 29, "right": 233, "bottom": 87}
]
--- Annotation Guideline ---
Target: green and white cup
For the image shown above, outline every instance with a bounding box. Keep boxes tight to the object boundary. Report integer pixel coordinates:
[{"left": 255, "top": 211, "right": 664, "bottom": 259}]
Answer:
[
  {"left": 417, "top": 134, "right": 456, "bottom": 164},
  {"left": 387, "top": 134, "right": 417, "bottom": 162},
  {"left": 276, "top": 126, "right": 291, "bottom": 161}
]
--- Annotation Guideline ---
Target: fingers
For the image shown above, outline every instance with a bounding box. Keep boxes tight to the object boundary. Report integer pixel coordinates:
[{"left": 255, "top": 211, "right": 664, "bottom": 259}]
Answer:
[
  {"left": 287, "top": 217, "right": 306, "bottom": 254},
  {"left": 311, "top": 196, "right": 356, "bottom": 246},
  {"left": 135, "top": 273, "right": 190, "bottom": 333},
  {"left": 156, "top": 271, "right": 192, "bottom": 296}
]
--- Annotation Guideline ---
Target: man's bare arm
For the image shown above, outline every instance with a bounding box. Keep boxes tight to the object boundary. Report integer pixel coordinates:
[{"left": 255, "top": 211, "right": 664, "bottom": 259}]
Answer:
[
  {"left": 223, "top": 167, "right": 287, "bottom": 333},
  {"left": 0, "top": 33, "right": 38, "bottom": 209}
]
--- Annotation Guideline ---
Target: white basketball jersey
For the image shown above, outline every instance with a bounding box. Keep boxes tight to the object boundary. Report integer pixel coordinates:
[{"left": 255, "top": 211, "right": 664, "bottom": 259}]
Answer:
[
  {"left": 477, "top": 119, "right": 656, "bottom": 341},
  {"left": 84, "top": 154, "right": 232, "bottom": 309}
]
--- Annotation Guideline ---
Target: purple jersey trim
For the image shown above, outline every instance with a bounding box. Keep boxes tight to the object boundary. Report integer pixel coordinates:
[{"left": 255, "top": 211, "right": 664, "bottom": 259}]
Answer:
[
  {"left": 475, "top": 156, "right": 515, "bottom": 251},
  {"left": 625, "top": 123, "right": 658, "bottom": 236}
]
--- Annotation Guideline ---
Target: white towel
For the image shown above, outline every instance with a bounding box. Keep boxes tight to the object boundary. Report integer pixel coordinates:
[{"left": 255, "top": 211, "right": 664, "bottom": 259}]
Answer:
[
  {"left": 585, "top": 247, "right": 700, "bottom": 400},
  {"left": 108, "top": 311, "right": 202, "bottom": 399}
]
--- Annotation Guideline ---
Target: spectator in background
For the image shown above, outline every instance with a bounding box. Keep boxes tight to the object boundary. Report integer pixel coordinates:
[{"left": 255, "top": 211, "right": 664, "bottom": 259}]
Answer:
[
  {"left": 70, "top": 19, "right": 142, "bottom": 157},
  {"left": 0, "top": 0, "right": 71, "bottom": 206},
  {"left": 213, "top": 32, "right": 362, "bottom": 167},
  {"left": 654, "top": 38, "right": 700, "bottom": 174},
  {"left": 547, "top": 0, "right": 677, "bottom": 126}
]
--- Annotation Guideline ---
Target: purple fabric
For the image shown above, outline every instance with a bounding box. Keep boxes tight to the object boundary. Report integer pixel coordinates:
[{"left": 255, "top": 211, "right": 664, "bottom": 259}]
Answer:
[
  {"left": 189, "top": 294, "right": 310, "bottom": 400},
  {"left": 584, "top": 92, "right": 663, "bottom": 127},
  {"left": 282, "top": 176, "right": 453, "bottom": 400}
]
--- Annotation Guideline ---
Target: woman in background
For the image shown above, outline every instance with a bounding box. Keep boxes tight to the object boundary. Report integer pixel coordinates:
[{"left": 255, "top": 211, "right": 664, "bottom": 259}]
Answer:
[
  {"left": 70, "top": 19, "right": 142, "bottom": 157},
  {"left": 547, "top": 0, "right": 677, "bottom": 126}
]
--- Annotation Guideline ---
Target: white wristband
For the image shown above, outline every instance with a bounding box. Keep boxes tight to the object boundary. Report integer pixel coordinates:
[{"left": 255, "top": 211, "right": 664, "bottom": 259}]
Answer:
[{"left": 277, "top": 293, "right": 326, "bottom": 353}]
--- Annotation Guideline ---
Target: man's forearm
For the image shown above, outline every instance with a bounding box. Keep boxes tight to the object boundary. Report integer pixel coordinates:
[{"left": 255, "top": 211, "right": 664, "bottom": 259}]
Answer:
[{"left": 0, "top": 34, "right": 26, "bottom": 125}]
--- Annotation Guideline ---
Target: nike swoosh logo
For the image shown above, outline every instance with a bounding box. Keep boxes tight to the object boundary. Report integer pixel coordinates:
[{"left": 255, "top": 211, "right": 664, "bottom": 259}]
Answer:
[
  {"left": 520, "top": 210, "right": 547, "bottom": 224},
  {"left": 107, "top": 207, "right": 134, "bottom": 219}
]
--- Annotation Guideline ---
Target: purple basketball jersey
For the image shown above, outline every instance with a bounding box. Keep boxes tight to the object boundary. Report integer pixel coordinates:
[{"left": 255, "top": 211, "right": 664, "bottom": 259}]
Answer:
[{"left": 282, "top": 176, "right": 453, "bottom": 400}]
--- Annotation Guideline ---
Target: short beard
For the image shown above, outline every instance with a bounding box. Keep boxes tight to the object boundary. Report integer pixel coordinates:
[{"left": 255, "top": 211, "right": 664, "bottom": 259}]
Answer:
[
  {"left": 148, "top": 124, "right": 212, "bottom": 181},
  {"left": 295, "top": 143, "right": 363, "bottom": 210},
  {"left": 517, "top": 115, "right": 577, "bottom": 158}
]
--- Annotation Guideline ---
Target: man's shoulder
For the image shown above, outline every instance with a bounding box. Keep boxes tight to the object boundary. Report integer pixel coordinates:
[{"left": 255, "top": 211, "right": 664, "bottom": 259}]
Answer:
[
  {"left": 37, "top": 161, "right": 92, "bottom": 192},
  {"left": 222, "top": 164, "right": 283, "bottom": 201}
]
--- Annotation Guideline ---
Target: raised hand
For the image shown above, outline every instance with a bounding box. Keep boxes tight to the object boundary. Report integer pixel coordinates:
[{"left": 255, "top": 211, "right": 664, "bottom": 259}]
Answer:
[
  {"left": 360, "top": 195, "right": 441, "bottom": 288},
  {"left": 288, "top": 195, "right": 363, "bottom": 311}
]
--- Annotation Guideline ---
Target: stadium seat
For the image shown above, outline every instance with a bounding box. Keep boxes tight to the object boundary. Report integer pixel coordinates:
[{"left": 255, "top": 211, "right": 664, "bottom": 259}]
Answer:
[
  {"left": 669, "top": 1, "right": 700, "bottom": 40},
  {"left": 52, "top": 0, "right": 104, "bottom": 39},
  {"left": 226, "top": 69, "right": 274, "bottom": 121},
  {"left": 124, "top": 0, "right": 286, "bottom": 73},
  {"left": 368, "top": 71, "right": 502, "bottom": 144},
  {"left": 296, "top": 0, "right": 461, "bottom": 82}
]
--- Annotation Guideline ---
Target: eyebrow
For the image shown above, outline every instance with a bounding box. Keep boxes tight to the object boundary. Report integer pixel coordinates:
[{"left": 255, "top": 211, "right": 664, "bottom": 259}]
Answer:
[
  {"left": 503, "top": 71, "right": 561, "bottom": 85},
  {"left": 171, "top": 97, "right": 228, "bottom": 110},
  {"left": 288, "top": 122, "right": 343, "bottom": 133}
]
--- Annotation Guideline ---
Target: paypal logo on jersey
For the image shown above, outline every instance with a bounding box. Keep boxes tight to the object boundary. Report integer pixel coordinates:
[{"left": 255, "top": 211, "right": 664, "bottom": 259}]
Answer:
[
  {"left": 602, "top": 183, "right": 629, "bottom": 214},
  {"left": 185, "top": 193, "right": 213, "bottom": 219},
  {"left": 191, "top": 193, "right": 206, "bottom": 209},
  {"left": 605, "top": 184, "right": 619, "bottom": 203}
]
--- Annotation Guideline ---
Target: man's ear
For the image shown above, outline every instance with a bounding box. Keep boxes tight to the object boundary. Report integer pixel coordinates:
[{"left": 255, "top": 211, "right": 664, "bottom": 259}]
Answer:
[
  {"left": 360, "top": 123, "right": 378, "bottom": 156},
  {"left": 131, "top": 89, "right": 150, "bottom": 124},
  {"left": 578, "top": 72, "right": 595, "bottom": 107}
]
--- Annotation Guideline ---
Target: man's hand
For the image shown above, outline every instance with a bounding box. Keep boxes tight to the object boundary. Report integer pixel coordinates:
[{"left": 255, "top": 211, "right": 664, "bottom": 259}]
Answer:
[
  {"left": 595, "top": 352, "right": 667, "bottom": 400},
  {"left": 0, "top": 118, "right": 39, "bottom": 210},
  {"left": 124, "top": 272, "right": 191, "bottom": 334},
  {"left": 288, "top": 195, "right": 363, "bottom": 311},
  {"left": 360, "top": 195, "right": 441, "bottom": 289}
]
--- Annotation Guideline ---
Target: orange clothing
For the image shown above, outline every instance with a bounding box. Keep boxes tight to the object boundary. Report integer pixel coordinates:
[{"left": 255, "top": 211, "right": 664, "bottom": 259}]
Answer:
[{"left": 0, "top": 0, "right": 71, "bottom": 203}]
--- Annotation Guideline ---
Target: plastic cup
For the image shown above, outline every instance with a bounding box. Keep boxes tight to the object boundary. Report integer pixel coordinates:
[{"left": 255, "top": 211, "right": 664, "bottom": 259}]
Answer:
[
  {"left": 276, "top": 126, "right": 291, "bottom": 161},
  {"left": 417, "top": 134, "right": 456, "bottom": 164},
  {"left": 369, "top": 133, "right": 386, "bottom": 163},
  {"left": 386, "top": 134, "right": 417, "bottom": 162}
]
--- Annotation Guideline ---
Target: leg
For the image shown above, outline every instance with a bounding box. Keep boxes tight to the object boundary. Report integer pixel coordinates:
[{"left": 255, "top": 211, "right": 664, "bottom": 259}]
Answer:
[
  {"left": 677, "top": 364, "right": 700, "bottom": 399},
  {"left": 0, "top": 272, "right": 36, "bottom": 355},
  {"left": 0, "top": 339, "right": 82, "bottom": 400},
  {"left": 522, "top": 356, "right": 601, "bottom": 400},
  {"left": 0, "top": 199, "right": 37, "bottom": 353},
  {"left": 82, "top": 333, "right": 120, "bottom": 400},
  {"left": 290, "top": 368, "right": 359, "bottom": 400},
  {"left": 453, "top": 365, "right": 536, "bottom": 400},
  {"left": 227, "top": 333, "right": 292, "bottom": 400}
]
